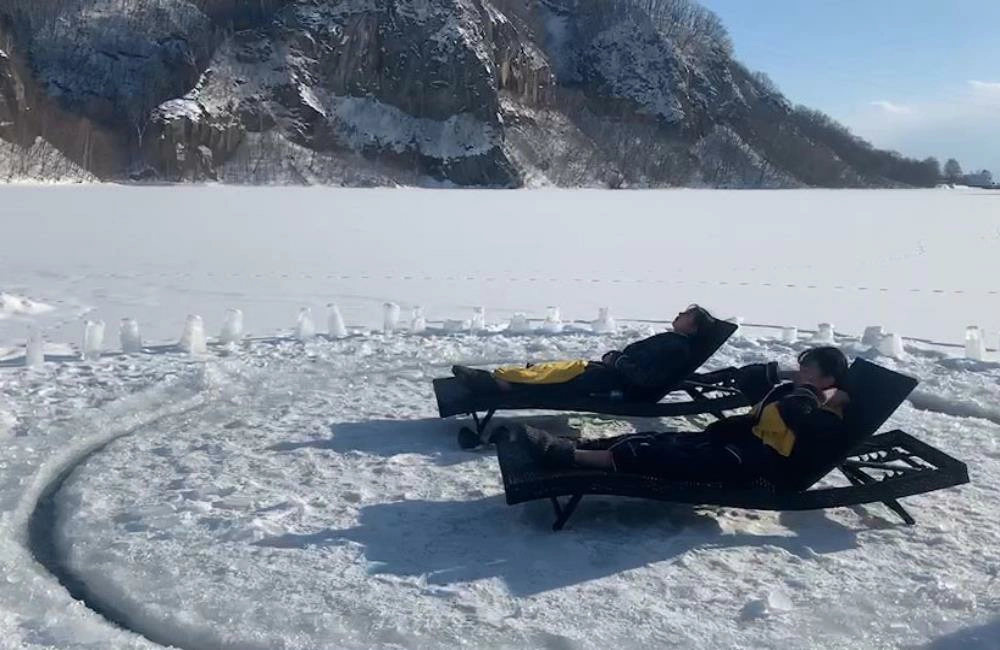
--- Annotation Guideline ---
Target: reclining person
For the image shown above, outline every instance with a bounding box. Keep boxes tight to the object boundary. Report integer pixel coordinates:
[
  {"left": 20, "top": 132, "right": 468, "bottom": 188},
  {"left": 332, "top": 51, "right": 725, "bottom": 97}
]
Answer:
[
  {"left": 506, "top": 347, "right": 851, "bottom": 490},
  {"left": 452, "top": 304, "right": 717, "bottom": 402}
]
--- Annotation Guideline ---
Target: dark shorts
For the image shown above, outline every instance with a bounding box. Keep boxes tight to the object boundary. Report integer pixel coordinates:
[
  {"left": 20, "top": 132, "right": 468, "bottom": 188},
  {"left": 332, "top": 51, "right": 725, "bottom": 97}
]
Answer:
[{"left": 608, "top": 432, "right": 750, "bottom": 482}]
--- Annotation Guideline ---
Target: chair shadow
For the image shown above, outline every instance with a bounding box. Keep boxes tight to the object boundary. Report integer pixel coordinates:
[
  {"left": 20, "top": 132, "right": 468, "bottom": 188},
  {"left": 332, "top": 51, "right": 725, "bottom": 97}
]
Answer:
[
  {"left": 917, "top": 617, "right": 1000, "bottom": 649},
  {"left": 266, "top": 415, "right": 585, "bottom": 467},
  {"left": 253, "top": 493, "right": 865, "bottom": 597}
]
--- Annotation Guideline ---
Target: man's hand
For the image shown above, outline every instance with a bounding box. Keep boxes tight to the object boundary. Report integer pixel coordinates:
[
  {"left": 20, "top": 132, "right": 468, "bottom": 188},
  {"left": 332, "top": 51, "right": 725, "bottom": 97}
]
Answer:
[
  {"left": 601, "top": 351, "right": 623, "bottom": 366},
  {"left": 822, "top": 389, "right": 851, "bottom": 409}
]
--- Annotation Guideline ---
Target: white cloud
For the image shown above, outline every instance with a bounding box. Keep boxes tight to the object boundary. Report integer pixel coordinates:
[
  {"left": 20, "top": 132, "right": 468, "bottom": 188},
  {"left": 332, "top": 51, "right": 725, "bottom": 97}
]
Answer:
[
  {"left": 837, "top": 83, "right": 1000, "bottom": 172},
  {"left": 969, "top": 79, "right": 1000, "bottom": 91},
  {"left": 870, "top": 100, "right": 913, "bottom": 115},
  {"left": 969, "top": 80, "right": 1000, "bottom": 94}
]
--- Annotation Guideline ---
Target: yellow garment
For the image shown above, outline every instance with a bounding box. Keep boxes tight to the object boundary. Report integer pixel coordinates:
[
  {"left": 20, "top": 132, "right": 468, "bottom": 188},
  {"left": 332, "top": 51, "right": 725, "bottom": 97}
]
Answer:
[
  {"left": 493, "top": 360, "right": 590, "bottom": 385},
  {"left": 750, "top": 389, "right": 846, "bottom": 458},
  {"left": 751, "top": 403, "right": 797, "bottom": 457}
]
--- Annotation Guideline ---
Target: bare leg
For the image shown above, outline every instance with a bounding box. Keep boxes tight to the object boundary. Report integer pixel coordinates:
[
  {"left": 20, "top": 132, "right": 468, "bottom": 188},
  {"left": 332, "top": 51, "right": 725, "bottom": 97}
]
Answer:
[{"left": 573, "top": 449, "right": 615, "bottom": 470}]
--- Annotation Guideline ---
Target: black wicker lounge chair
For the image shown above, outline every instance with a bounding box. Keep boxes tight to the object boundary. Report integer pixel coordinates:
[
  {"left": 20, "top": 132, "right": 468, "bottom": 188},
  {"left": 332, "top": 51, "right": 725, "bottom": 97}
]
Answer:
[
  {"left": 435, "top": 320, "right": 744, "bottom": 448},
  {"left": 495, "top": 359, "right": 969, "bottom": 530}
]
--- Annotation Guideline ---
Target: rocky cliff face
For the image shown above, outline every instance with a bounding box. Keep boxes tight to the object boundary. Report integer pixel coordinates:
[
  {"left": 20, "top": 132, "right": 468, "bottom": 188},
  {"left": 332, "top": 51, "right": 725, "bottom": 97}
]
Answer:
[{"left": 0, "top": 0, "right": 907, "bottom": 187}]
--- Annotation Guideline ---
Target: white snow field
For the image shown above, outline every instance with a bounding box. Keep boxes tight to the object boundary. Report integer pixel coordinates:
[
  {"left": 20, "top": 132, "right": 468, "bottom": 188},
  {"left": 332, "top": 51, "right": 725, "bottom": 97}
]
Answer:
[
  {"left": 0, "top": 186, "right": 999, "bottom": 649},
  {"left": 2, "top": 186, "right": 1000, "bottom": 348}
]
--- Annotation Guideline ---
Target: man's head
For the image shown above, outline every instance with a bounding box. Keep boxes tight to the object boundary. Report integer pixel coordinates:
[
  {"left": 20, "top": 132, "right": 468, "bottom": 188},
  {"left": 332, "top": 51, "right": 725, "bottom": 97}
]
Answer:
[
  {"left": 795, "top": 347, "right": 849, "bottom": 391},
  {"left": 672, "top": 304, "right": 716, "bottom": 336}
]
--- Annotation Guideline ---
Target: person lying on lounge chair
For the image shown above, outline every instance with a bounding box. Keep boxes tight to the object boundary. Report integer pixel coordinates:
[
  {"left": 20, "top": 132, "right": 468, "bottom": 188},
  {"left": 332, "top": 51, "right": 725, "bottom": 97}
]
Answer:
[
  {"left": 452, "top": 304, "right": 716, "bottom": 402},
  {"left": 504, "top": 347, "right": 851, "bottom": 489}
]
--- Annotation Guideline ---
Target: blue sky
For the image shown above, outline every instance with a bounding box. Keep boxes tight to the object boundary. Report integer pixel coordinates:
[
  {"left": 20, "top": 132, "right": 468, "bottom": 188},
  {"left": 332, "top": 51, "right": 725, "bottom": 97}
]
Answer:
[{"left": 698, "top": 0, "right": 1000, "bottom": 174}]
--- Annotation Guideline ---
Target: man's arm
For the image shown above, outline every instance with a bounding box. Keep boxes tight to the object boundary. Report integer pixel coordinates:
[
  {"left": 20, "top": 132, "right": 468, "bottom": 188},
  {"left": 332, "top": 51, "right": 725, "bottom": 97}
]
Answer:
[
  {"left": 733, "top": 362, "right": 782, "bottom": 402},
  {"left": 775, "top": 385, "right": 848, "bottom": 432},
  {"left": 609, "top": 336, "right": 690, "bottom": 388}
]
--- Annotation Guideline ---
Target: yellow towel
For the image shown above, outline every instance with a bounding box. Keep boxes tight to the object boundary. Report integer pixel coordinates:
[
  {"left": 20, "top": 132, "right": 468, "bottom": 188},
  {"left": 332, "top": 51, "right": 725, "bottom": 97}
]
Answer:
[{"left": 493, "top": 360, "right": 590, "bottom": 385}]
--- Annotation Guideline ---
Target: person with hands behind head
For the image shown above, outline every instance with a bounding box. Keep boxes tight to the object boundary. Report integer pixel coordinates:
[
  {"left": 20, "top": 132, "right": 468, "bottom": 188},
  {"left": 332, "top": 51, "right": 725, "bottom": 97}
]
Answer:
[{"left": 507, "top": 346, "right": 852, "bottom": 492}]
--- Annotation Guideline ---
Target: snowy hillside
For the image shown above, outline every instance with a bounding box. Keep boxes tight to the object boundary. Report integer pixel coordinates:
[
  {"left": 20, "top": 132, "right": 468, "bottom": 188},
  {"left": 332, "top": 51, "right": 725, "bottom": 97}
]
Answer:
[{"left": 1, "top": 0, "right": 941, "bottom": 187}]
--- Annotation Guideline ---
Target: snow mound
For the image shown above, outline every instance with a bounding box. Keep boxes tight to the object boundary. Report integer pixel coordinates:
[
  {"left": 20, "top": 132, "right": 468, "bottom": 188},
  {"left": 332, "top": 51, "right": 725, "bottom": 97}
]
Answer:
[{"left": 0, "top": 293, "right": 55, "bottom": 319}]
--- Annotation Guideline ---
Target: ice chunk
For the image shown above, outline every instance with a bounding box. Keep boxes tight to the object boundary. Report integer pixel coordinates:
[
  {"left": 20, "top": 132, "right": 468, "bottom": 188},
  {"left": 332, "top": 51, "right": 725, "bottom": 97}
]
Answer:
[
  {"left": 25, "top": 327, "right": 44, "bottom": 368},
  {"left": 507, "top": 312, "right": 531, "bottom": 334},
  {"left": 295, "top": 308, "right": 316, "bottom": 341},
  {"left": 327, "top": 303, "right": 348, "bottom": 338},
  {"left": 965, "top": 326, "right": 985, "bottom": 360},
  {"left": 781, "top": 326, "right": 798, "bottom": 343},
  {"left": 592, "top": 307, "right": 617, "bottom": 334},
  {"left": 179, "top": 315, "right": 208, "bottom": 354},
  {"left": 879, "top": 332, "right": 906, "bottom": 359},
  {"left": 542, "top": 306, "right": 563, "bottom": 333},
  {"left": 410, "top": 306, "right": 427, "bottom": 334},
  {"left": 81, "top": 320, "right": 105, "bottom": 361},
  {"left": 383, "top": 302, "right": 400, "bottom": 334},
  {"left": 862, "top": 325, "right": 885, "bottom": 347},
  {"left": 470, "top": 306, "right": 486, "bottom": 333},
  {"left": 443, "top": 319, "right": 469, "bottom": 333},
  {"left": 813, "top": 323, "right": 835, "bottom": 344},
  {"left": 120, "top": 318, "right": 142, "bottom": 353},
  {"left": 766, "top": 590, "right": 794, "bottom": 612},
  {"left": 0, "top": 402, "right": 15, "bottom": 436},
  {"left": 741, "top": 590, "right": 794, "bottom": 621},
  {"left": 219, "top": 309, "right": 244, "bottom": 344}
]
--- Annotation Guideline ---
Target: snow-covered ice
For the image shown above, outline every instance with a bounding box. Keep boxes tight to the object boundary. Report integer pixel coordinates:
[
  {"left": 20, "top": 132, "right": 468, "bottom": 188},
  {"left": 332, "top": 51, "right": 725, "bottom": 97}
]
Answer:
[
  {"left": 327, "top": 304, "right": 348, "bottom": 339},
  {"left": 178, "top": 315, "right": 207, "bottom": 355},
  {"left": 591, "top": 307, "right": 617, "bottom": 334},
  {"left": 542, "top": 306, "right": 563, "bottom": 334},
  {"left": 1, "top": 186, "right": 999, "bottom": 649},
  {"left": 863, "top": 325, "right": 886, "bottom": 348},
  {"left": 24, "top": 327, "right": 45, "bottom": 368},
  {"left": 0, "top": 328, "right": 996, "bottom": 650},
  {"left": 2, "top": 187, "right": 1000, "bottom": 347},
  {"left": 219, "top": 309, "right": 244, "bottom": 345},
  {"left": 81, "top": 320, "right": 105, "bottom": 361},
  {"left": 507, "top": 313, "right": 531, "bottom": 334},
  {"left": 470, "top": 307, "right": 486, "bottom": 334},
  {"left": 120, "top": 318, "right": 143, "bottom": 354},
  {"left": 813, "top": 322, "right": 835, "bottom": 344},
  {"left": 295, "top": 307, "right": 316, "bottom": 341},
  {"left": 383, "top": 302, "right": 401, "bottom": 334},
  {"left": 411, "top": 306, "right": 428, "bottom": 334},
  {"left": 879, "top": 332, "right": 906, "bottom": 359},
  {"left": 966, "top": 326, "right": 987, "bottom": 361}
]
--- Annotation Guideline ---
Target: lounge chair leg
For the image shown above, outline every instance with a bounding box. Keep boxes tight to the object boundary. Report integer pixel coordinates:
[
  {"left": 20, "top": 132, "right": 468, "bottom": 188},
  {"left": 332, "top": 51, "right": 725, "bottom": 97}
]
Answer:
[
  {"left": 551, "top": 494, "right": 583, "bottom": 531},
  {"left": 881, "top": 499, "right": 916, "bottom": 526},
  {"left": 839, "top": 465, "right": 916, "bottom": 525},
  {"left": 478, "top": 409, "right": 496, "bottom": 438}
]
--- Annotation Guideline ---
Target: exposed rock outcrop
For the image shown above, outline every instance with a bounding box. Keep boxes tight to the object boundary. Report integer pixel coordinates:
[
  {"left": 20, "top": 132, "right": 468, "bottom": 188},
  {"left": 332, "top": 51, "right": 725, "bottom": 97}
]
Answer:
[{"left": 0, "top": 0, "right": 937, "bottom": 187}]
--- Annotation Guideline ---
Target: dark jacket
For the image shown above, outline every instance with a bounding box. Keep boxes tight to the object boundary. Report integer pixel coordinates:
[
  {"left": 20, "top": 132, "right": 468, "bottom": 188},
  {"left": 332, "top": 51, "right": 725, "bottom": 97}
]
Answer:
[
  {"left": 603, "top": 332, "right": 693, "bottom": 400},
  {"left": 705, "top": 363, "right": 847, "bottom": 490}
]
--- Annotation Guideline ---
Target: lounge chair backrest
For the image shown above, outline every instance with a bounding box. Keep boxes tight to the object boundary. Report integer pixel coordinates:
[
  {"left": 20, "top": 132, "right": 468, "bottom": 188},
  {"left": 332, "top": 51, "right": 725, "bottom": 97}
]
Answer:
[
  {"left": 788, "top": 358, "right": 918, "bottom": 491},
  {"left": 646, "top": 319, "right": 738, "bottom": 401}
]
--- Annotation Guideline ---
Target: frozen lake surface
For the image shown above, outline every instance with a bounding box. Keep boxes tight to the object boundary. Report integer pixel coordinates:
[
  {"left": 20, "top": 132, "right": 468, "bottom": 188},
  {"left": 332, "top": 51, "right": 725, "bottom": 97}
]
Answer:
[{"left": 2, "top": 186, "right": 999, "bottom": 348}]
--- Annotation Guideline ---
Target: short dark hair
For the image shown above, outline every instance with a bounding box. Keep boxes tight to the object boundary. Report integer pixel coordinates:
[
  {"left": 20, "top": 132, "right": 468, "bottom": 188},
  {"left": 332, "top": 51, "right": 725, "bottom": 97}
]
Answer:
[
  {"left": 798, "top": 347, "right": 849, "bottom": 388},
  {"left": 686, "top": 304, "right": 716, "bottom": 335}
]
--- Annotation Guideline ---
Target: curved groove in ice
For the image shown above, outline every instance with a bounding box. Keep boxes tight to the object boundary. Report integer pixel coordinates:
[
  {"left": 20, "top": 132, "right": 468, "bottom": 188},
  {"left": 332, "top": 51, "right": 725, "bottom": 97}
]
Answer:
[
  {"left": 29, "top": 441, "right": 186, "bottom": 649},
  {"left": 13, "top": 383, "right": 209, "bottom": 648}
]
